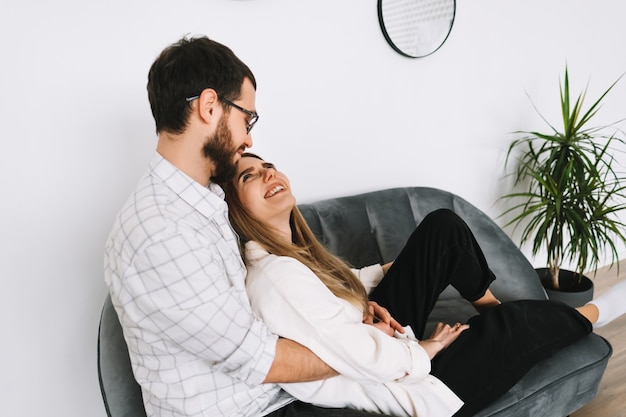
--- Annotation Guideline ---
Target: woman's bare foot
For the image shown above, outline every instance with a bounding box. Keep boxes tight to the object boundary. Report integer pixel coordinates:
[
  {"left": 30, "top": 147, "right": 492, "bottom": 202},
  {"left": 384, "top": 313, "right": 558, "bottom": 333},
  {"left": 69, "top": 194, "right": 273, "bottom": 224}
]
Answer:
[
  {"left": 579, "top": 280, "right": 626, "bottom": 327},
  {"left": 576, "top": 303, "right": 599, "bottom": 325}
]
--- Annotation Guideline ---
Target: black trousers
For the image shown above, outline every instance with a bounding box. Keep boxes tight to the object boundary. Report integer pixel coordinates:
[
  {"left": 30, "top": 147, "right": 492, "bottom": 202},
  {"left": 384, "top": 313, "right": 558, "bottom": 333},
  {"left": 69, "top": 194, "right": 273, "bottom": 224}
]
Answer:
[
  {"left": 369, "top": 209, "right": 592, "bottom": 417},
  {"left": 266, "top": 401, "right": 385, "bottom": 417}
]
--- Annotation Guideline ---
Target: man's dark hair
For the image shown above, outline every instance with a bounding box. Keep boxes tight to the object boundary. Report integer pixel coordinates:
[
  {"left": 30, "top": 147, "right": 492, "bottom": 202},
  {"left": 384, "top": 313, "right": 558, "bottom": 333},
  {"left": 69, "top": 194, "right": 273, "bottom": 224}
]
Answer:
[{"left": 147, "top": 35, "right": 256, "bottom": 134}]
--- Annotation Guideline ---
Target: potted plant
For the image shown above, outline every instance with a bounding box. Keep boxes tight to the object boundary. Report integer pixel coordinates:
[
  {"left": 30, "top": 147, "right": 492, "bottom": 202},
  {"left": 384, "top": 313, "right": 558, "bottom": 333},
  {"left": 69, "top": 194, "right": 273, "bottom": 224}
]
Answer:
[{"left": 501, "top": 66, "right": 626, "bottom": 306}]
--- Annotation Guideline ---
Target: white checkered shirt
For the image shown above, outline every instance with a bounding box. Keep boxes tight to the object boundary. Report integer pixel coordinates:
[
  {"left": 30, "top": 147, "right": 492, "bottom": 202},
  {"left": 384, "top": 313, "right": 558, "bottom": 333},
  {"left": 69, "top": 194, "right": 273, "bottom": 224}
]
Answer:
[{"left": 104, "top": 152, "right": 293, "bottom": 417}]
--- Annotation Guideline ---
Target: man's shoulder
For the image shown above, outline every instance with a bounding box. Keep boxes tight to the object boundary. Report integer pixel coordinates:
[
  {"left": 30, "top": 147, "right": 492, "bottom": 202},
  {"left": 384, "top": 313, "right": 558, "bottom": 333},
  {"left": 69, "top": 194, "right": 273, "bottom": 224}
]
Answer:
[
  {"left": 117, "top": 173, "right": 177, "bottom": 230},
  {"left": 108, "top": 172, "right": 229, "bottom": 250}
]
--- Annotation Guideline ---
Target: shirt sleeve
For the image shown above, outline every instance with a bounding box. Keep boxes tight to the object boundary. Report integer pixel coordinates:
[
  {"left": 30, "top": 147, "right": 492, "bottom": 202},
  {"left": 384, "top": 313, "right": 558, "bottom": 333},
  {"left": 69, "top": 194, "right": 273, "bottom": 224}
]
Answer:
[
  {"left": 246, "top": 256, "right": 431, "bottom": 384},
  {"left": 116, "top": 231, "right": 277, "bottom": 385}
]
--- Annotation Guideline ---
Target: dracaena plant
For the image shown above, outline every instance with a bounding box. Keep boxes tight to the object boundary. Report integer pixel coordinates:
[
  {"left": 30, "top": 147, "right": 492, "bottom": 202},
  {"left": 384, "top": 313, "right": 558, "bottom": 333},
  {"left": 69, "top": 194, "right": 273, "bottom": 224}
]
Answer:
[{"left": 501, "top": 67, "right": 626, "bottom": 290}]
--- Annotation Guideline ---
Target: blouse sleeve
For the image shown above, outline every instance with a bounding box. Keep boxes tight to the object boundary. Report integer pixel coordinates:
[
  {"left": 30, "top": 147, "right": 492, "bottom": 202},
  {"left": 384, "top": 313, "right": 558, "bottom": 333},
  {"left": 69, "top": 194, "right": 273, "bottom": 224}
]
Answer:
[
  {"left": 350, "top": 264, "right": 385, "bottom": 295},
  {"left": 246, "top": 255, "right": 431, "bottom": 384}
]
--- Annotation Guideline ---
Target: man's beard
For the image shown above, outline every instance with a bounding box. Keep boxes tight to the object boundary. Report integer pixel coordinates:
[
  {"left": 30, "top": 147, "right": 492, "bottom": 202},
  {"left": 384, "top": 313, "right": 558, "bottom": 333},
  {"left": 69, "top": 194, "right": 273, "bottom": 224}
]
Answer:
[{"left": 203, "top": 115, "right": 239, "bottom": 184}]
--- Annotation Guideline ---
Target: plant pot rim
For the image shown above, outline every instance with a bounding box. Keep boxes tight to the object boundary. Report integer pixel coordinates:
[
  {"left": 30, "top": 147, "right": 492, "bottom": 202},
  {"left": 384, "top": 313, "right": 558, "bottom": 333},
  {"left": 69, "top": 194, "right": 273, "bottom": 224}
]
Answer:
[{"left": 535, "top": 267, "right": 594, "bottom": 293}]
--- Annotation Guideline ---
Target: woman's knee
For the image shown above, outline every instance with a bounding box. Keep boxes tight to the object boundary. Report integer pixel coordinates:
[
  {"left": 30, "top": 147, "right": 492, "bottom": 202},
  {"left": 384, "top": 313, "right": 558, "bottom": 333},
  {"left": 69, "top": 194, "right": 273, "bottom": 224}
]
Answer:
[
  {"left": 414, "top": 209, "right": 481, "bottom": 255},
  {"left": 421, "top": 209, "right": 467, "bottom": 233},
  {"left": 423, "top": 208, "right": 459, "bottom": 222}
]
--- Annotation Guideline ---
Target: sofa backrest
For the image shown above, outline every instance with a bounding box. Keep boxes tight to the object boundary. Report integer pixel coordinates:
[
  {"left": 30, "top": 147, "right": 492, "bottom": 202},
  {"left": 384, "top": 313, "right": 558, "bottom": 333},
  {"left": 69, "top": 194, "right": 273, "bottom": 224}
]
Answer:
[{"left": 298, "top": 186, "right": 547, "bottom": 302}]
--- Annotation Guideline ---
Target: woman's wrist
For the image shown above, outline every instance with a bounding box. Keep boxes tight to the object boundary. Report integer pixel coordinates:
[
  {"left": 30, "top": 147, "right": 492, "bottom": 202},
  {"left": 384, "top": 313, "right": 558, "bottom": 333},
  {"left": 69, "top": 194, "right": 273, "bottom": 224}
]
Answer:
[
  {"left": 381, "top": 261, "right": 393, "bottom": 275},
  {"left": 418, "top": 339, "right": 444, "bottom": 360}
]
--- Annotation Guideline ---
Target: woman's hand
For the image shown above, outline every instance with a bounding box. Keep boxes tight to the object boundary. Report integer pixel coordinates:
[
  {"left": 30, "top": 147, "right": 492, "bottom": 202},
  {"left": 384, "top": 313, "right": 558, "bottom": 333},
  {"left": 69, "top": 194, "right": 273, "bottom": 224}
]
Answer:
[
  {"left": 381, "top": 261, "right": 394, "bottom": 275},
  {"left": 363, "top": 301, "right": 404, "bottom": 337},
  {"left": 419, "top": 322, "right": 469, "bottom": 359}
]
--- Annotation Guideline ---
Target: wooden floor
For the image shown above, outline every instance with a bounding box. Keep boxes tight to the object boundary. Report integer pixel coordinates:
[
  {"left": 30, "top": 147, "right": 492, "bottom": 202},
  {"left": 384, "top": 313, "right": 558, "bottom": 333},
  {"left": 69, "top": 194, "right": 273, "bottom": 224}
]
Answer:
[{"left": 570, "top": 261, "right": 626, "bottom": 417}]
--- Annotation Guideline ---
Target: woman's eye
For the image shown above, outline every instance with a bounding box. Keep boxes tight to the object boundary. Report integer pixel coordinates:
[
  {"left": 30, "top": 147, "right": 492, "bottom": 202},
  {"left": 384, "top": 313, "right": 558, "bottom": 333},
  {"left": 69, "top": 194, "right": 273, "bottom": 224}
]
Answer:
[{"left": 241, "top": 173, "right": 256, "bottom": 183}]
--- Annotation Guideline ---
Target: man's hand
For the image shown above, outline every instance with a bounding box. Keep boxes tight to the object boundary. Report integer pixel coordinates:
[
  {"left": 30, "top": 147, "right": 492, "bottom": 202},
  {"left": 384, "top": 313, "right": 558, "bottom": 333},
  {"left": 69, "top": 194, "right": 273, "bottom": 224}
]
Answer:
[{"left": 363, "top": 300, "right": 404, "bottom": 336}]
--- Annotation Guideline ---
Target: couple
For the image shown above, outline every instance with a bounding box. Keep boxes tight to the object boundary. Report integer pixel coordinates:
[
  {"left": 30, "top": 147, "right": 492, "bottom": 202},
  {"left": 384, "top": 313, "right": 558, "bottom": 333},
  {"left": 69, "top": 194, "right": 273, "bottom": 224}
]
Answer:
[{"left": 104, "top": 35, "right": 626, "bottom": 417}]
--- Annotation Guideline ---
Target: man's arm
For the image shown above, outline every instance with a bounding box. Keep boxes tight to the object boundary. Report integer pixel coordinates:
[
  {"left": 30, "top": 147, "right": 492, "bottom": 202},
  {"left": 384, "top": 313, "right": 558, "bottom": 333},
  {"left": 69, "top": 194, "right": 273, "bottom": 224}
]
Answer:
[{"left": 263, "top": 338, "right": 338, "bottom": 383}]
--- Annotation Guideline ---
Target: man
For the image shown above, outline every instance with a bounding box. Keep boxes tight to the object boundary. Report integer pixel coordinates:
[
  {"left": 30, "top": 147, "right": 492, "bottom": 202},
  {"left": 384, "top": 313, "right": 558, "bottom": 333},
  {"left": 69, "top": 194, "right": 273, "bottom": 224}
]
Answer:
[{"left": 104, "top": 35, "right": 385, "bottom": 417}]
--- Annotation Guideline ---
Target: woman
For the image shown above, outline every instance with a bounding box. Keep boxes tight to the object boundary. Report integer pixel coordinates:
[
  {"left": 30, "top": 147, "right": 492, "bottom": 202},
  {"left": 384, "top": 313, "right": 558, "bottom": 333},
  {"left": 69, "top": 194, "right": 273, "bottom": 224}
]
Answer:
[{"left": 222, "top": 153, "right": 625, "bottom": 417}]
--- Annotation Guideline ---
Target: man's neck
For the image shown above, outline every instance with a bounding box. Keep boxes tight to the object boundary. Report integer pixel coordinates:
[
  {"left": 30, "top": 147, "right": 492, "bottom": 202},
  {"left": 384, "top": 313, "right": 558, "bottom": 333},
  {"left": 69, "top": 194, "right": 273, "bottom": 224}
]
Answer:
[{"left": 157, "top": 132, "right": 215, "bottom": 186}]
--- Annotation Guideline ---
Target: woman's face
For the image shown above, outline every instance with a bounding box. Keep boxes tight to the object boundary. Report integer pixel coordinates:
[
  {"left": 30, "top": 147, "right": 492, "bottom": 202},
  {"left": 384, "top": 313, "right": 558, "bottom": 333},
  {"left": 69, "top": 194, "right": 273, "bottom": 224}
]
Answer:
[{"left": 233, "top": 155, "right": 296, "bottom": 227}]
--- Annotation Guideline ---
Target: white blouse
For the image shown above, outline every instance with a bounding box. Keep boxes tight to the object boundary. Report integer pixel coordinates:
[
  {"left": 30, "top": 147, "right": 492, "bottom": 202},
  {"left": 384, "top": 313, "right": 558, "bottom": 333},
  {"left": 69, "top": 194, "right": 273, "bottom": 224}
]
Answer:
[{"left": 244, "top": 241, "right": 463, "bottom": 417}]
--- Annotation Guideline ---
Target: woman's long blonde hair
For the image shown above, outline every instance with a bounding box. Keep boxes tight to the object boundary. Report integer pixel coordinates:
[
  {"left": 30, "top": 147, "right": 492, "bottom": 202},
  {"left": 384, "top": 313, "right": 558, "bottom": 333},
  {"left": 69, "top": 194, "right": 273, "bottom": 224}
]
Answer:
[{"left": 222, "top": 153, "right": 369, "bottom": 312}]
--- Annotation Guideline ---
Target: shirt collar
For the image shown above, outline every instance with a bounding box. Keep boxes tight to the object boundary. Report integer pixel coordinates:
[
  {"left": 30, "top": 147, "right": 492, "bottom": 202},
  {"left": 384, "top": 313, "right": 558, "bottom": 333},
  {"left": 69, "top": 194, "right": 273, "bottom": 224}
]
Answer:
[{"left": 149, "top": 151, "right": 227, "bottom": 218}]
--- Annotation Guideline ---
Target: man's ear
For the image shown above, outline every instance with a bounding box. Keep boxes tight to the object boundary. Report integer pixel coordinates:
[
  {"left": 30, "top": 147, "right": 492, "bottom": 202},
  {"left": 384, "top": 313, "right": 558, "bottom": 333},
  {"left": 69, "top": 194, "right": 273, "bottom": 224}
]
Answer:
[{"left": 196, "top": 88, "right": 221, "bottom": 125}]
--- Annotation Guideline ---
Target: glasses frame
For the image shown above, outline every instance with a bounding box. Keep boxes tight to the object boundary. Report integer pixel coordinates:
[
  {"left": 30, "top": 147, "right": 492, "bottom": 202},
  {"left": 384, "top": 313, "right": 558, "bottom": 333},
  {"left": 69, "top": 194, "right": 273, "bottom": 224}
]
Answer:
[{"left": 185, "top": 93, "right": 259, "bottom": 134}]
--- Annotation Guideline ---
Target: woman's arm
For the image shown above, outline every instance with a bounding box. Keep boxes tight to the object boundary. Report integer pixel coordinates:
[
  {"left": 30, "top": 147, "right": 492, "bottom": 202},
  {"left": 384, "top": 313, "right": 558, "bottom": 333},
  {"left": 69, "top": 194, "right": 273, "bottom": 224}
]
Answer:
[
  {"left": 247, "top": 256, "right": 432, "bottom": 384},
  {"left": 353, "top": 261, "right": 400, "bottom": 334},
  {"left": 350, "top": 261, "right": 393, "bottom": 293}
]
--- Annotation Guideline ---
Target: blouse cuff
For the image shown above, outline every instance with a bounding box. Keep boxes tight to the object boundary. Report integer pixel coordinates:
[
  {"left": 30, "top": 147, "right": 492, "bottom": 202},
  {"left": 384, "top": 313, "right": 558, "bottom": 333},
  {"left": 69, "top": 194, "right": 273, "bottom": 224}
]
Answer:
[
  {"left": 396, "top": 340, "right": 432, "bottom": 383},
  {"left": 351, "top": 264, "right": 385, "bottom": 295}
]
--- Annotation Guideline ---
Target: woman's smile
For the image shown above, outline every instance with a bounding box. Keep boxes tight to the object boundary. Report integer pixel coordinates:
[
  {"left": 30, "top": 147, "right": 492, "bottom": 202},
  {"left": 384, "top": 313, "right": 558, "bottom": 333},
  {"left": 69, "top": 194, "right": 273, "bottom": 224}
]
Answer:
[{"left": 265, "top": 184, "right": 286, "bottom": 198}]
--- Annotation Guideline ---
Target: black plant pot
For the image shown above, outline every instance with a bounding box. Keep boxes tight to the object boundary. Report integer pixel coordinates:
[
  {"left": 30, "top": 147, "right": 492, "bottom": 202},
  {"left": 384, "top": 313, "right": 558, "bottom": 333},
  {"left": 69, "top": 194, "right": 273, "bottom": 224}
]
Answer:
[{"left": 535, "top": 268, "right": 594, "bottom": 308}]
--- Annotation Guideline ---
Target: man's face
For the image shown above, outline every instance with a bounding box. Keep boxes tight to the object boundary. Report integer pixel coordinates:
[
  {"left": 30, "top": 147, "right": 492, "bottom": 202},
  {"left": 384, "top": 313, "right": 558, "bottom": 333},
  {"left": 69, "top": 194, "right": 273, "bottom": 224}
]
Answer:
[{"left": 204, "top": 78, "right": 256, "bottom": 183}]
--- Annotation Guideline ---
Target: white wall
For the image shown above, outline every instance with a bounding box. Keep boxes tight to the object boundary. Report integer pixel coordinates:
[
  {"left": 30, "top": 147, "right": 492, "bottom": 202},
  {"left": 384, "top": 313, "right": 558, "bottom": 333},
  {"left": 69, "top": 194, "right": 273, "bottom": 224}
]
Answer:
[{"left": 2, "top": 1, "right": 626, "bottom": 416}]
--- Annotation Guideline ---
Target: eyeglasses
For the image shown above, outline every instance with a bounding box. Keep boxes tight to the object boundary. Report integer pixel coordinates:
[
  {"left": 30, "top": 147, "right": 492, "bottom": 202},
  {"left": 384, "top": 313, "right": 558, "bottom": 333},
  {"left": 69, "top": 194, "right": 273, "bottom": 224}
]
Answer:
[{"left": 185, "top": 94, "right": 259, "bottom": 134}]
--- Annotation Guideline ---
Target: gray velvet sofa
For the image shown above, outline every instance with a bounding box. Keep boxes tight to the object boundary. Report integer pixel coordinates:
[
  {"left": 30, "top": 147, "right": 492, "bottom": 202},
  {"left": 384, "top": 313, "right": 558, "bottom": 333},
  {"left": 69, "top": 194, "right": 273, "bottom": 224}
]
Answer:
[{"left": 98, "top": 186, "right": 612, "bottom": 417}]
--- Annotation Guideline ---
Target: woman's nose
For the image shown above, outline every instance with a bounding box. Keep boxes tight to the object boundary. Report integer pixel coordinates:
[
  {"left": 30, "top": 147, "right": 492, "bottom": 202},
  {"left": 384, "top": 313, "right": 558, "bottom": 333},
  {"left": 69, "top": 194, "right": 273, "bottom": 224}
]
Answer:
[{"left": 263, "top": 168, "right": 275, "bottom": 182}]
